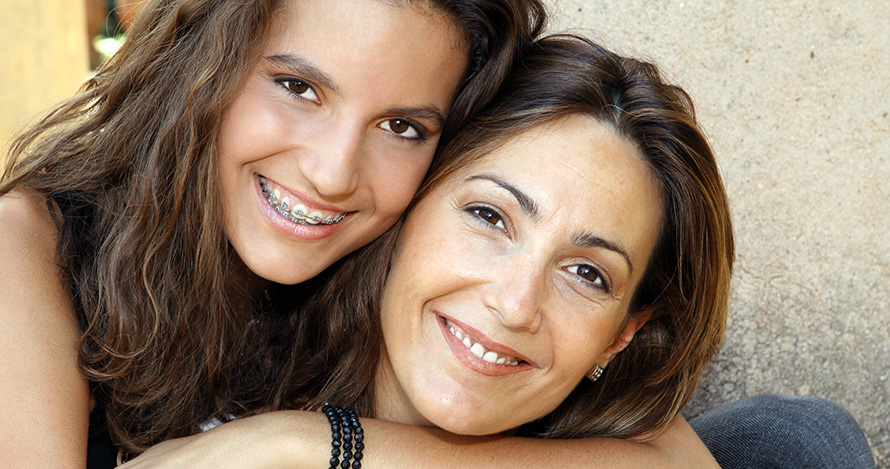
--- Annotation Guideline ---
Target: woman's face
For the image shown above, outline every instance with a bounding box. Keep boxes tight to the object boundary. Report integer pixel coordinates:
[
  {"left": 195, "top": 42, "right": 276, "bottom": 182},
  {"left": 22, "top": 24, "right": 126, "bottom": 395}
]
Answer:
[
  {"left": 375, "top": 115, "right": 663, "bottom": 435},
  {"left": 217, "top": 0, "right": 468, "bottom": 284}
]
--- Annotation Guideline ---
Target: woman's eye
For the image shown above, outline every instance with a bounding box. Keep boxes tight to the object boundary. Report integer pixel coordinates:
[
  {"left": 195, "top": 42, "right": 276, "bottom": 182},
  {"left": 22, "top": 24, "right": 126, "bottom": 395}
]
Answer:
[
  {"left": 380, "top": 118, "right": 423, "bottom": 140},
  {"left": 278, "top": 78, "right": 319, "bottom": 102},
  {"left": 567, "top": 264, "right": 609, "bottom": 291},
  {"left": 470, "top": 206, "right": 506, "bottom": 230}
]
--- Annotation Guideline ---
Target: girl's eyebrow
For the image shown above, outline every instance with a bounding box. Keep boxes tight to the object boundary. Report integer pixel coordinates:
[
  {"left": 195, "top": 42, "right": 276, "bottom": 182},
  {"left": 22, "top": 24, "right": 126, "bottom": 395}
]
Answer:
[
  {"left": 466, "top": 173, "right": 633, "bottom": 273},
  {"left": 263, "top": 54, "right": 446, "bottom": 127},
  {"left": 264, "top": 54, "right": 341, "bottom": 95}
]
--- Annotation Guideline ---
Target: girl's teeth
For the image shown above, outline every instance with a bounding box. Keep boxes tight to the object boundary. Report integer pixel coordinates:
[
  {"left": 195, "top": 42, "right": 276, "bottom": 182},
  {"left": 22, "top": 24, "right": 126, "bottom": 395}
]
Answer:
[
  {"left": 261, "top": 177, "right": 347, "bottom": 226},
  {"left": 496, "top": 357, "right": 506, "bottom": 365},
  {"left": 462, "top": 337, "right": 472, "bottom": 348},
  {"left": 482, "top": 351, "right": 499, "bottom": 363}
]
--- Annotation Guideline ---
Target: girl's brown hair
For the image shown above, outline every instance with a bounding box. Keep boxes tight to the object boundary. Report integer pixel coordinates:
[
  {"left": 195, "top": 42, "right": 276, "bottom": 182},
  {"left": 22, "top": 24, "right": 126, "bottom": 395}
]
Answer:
[
  {"left": 1, "top": 0, "right": 546, "bottom": 453},
  {"left": 301, "top": 34, "right": 733, "bottom": 439}
]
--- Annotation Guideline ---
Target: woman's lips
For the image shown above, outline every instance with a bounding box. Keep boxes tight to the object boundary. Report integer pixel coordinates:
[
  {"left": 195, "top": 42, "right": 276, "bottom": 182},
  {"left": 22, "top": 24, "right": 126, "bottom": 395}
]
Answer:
[{"left": 436, "top": 313, "right": 536, "bottom": 377}]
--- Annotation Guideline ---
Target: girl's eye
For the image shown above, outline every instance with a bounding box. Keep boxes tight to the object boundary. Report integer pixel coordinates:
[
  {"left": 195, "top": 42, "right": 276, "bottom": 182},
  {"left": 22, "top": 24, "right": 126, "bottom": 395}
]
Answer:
[
  {"left": 567, "top": 264, "right": 610, "bottom": 292},
  {"left": 379, "top": 118, "right": 424, "bottom": 141},
  {"left": 278, "top": 78, "right": 319, "bottom": 103},
  {"left": 469, "top": 206, "right": 506, "bottom": 230}
]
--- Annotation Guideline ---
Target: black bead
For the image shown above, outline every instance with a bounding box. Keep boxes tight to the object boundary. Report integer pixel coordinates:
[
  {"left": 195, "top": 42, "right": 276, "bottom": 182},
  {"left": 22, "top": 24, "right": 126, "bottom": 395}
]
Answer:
[
  {"left": 332, "top": 432, "right": 342, "bottom": 440},
  {"left": 331, "top": 448, "right": 341, "bottom": 457},
  {"left": 330, "top": 456, "right": 339, "bottom": 466},
  {"left": 355, "top": 426, "right": 363, "bottom": 434},
  {"left": 352, "top": 461, "right": 362, "bottom": 469},
  {"left": 354, "top": 442, "right": 364, "bottom": 451},
  {"left": 354, "top": 433, "right": 363, "bottom": 442},
  {"left": 354, "top": 451, "right": 363, "bottom": 460},
  {"left": 343, "top": 442, "right": 352, "bottom": 451},
  {"left": 332, "top": 439, "right": 341, "bottom": 448},
  {"left": 343, "top": 451, "right": 352, "bottom": 460},
  {"left": 341, "top": 460, "right": 351, "bottom": 469}
]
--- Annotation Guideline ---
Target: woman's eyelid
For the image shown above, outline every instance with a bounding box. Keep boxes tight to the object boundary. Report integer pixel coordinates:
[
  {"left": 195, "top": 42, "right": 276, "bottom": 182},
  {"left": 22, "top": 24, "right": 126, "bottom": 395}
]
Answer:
[
  {"left": 465, "top": 203, "right": 512, "bottom": 236},
  {"left": 567, "top": 260, "right": 613, "bottom": 293}
]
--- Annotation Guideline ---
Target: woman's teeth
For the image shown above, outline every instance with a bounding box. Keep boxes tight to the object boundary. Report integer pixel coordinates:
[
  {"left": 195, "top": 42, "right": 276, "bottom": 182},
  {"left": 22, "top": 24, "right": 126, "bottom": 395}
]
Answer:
[
  {"left": 447, "top": 325, "right": 520, "bottom": 366},
  {"left": 260, "top": 177, "right": 346, "bottom": 225}
]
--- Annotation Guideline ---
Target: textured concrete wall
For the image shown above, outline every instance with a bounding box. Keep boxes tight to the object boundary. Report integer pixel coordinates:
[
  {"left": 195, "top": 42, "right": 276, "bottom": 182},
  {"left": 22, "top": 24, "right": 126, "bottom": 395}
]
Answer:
[
  {"left": 0, "top": 0, "right": 89, "bottom": 155},
  {"left": 551, "top": 0, "right": 888, "bottom": 464}
]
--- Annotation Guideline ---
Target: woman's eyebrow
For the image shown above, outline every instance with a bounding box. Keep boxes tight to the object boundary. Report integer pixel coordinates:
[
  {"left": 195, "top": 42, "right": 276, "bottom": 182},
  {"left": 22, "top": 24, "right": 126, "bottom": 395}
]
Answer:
[
  {"left": 264, "top": 54, "right": 341, "bottom": 95},
  {"left": 467, "top": 174, "right": 633, "bottom": 273},
  {"left": 573, "top": 231, "right": 633, "bottom": 274},
  {"left": 466, "top": 174, "right": 539, "bottom": 221}
]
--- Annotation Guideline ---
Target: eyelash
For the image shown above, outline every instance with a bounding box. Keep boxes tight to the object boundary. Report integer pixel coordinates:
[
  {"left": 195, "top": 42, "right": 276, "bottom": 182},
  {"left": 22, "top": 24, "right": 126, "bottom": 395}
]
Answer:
[
  {"left": 379, "top": 118, "right": 429, "bottom": 143},
  {"left": 566, "top": 264, "right": 611, "bottom": 293},
  {"left": 465, "top": 204, "right": 508, "bottom": 233},
  {"left": 275, "top": 76, "right": 321, "bottom": 104}
]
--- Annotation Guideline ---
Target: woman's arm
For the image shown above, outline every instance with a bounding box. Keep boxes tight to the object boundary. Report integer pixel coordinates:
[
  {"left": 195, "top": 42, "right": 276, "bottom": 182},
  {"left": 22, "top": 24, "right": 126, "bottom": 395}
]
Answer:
[
  {"left": 122, "top": 410, "right": 717, "bottom": 468},
  {"left": 0, "top": 191, "right": 91, "bottom": 468}
]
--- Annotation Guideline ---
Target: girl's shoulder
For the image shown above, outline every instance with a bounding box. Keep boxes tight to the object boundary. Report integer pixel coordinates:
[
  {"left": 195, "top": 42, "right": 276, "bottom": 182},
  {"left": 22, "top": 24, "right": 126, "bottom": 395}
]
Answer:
[
  {"left": 0, "top": 194, "right": 92, "bottom": 465},
  {"left": 0, "top": 188, "right": 60, "bottom": 256}
]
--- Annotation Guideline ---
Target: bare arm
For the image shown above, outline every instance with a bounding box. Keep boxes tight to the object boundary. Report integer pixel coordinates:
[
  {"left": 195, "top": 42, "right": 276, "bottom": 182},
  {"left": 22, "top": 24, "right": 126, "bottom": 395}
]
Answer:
[
  {"left": 0, "top": 190, "right": 90, "bottom": 468},
  {"left": 122, "top": 410, "right": 717, "bottom": 468}
]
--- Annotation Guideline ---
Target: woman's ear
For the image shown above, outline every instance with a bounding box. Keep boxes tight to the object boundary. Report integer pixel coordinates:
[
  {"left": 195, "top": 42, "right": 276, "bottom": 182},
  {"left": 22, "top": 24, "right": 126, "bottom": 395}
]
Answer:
[{"left": 592, "top": 310, "right": 653, "bottom": 371}]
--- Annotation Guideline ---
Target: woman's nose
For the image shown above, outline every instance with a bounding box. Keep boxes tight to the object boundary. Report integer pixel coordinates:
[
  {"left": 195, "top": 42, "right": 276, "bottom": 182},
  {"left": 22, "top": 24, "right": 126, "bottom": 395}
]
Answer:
[
  {"left": 296, "top": 124, "right": 362, "bottom": 197},
  {"left": 482, "top": 256, "right": 546, "bottom": 332}
]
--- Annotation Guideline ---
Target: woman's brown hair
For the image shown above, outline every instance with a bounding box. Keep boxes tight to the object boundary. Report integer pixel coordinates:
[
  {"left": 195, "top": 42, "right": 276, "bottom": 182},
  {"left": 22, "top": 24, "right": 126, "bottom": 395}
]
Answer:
[
  {"left": 301, "top": 33, "right": 733, "bottom": 439},
  {"left": 0, "top": 0, "right": 546, "bottom": 453}
]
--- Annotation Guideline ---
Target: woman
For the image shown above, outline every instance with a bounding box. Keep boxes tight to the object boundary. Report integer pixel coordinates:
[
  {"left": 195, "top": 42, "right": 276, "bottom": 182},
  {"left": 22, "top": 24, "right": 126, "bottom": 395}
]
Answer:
[
  {"left": 0, "top": 0, "right": 545, "bottom": 465},
  {"left": 306, "top": 31, "right": 733, "bottom": 440}
]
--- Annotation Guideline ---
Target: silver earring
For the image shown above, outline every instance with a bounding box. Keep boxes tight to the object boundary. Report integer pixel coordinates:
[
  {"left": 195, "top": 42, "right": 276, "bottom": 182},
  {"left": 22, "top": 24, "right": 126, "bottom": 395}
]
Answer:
[{"left": 587, "top": 365, "right": 604, "bottom": 382}]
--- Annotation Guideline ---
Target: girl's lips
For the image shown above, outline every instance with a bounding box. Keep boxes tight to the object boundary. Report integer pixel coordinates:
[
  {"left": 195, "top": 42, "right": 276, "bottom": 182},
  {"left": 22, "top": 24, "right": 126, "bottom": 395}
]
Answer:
[
  {"left": 254, "top": 175, "right": 351, "bottom": 241},
  {"left": 435, "top": 313, "right": 536, "bottom": 377}
]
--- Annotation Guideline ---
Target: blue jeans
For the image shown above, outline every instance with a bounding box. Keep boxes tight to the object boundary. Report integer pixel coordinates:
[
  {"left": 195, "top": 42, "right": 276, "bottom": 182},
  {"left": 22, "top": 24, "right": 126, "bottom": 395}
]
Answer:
[{"left": 689, "top": 394, "right": 875, "bottom": 469}]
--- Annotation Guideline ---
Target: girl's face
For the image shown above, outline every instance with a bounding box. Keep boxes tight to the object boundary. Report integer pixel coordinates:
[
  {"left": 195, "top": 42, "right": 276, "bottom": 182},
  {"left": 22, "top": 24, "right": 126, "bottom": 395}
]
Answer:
[
  {"left": 218, "top": 0, "right": 468, "bottom": 284},
  {"left": 375, "top": 115, "right": 663, "bottom": 435}
]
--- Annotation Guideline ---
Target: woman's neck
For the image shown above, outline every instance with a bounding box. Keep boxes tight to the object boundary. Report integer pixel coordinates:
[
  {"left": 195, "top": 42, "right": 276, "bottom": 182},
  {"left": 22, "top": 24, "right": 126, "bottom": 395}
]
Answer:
[{"left": 372, "top": 348, "right": 433, "bottom": 428}]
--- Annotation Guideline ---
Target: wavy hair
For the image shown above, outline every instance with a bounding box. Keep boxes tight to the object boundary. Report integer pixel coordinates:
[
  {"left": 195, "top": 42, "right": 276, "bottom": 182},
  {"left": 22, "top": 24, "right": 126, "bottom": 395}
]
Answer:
[
  {"left": 0, "top": 0, "right": 546, "bottom": 453},
  {"left": 301, "top": 34, "right": 733, "bottom": 439}
]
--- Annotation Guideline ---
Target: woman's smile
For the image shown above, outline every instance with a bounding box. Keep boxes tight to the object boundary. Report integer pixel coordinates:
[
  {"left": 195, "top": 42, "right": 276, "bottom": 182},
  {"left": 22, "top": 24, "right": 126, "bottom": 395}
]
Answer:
[{"left": 436, "top": 314, "right": 535, "bottom": 376}]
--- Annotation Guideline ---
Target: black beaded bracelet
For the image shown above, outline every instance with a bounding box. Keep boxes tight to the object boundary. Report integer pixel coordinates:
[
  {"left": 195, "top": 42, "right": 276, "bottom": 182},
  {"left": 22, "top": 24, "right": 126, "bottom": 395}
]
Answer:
[{"left": 323, "top": 404, "right": 364, "bottom": 469}]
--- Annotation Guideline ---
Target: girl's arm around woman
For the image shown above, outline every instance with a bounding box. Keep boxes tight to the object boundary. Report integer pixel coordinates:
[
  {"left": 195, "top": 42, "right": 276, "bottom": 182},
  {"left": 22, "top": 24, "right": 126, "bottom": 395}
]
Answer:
[{"left": 122, "top": 410, "right": 718, "bottom": 468}]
